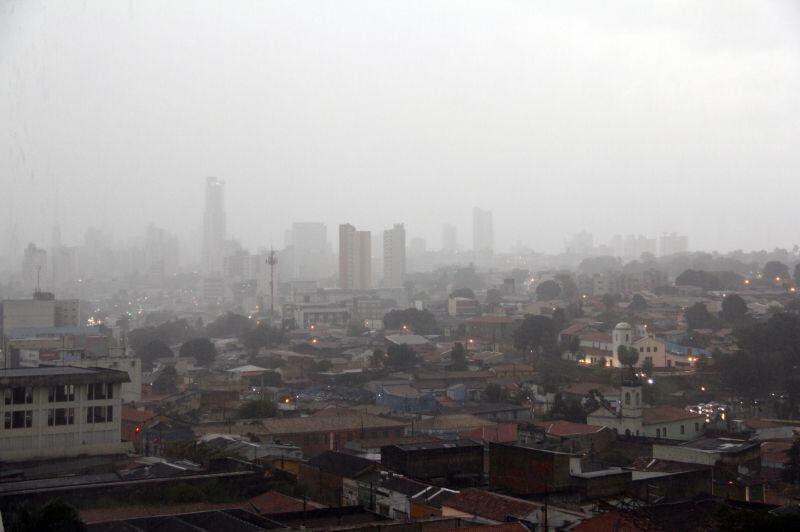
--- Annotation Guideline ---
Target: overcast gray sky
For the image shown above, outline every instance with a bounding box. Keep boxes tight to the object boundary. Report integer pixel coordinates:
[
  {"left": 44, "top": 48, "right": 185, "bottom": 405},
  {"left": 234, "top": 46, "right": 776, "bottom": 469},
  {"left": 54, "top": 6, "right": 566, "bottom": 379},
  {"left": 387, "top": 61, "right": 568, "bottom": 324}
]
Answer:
[{"left": 2, "top": 0, "right": 799, "bottom": 255}]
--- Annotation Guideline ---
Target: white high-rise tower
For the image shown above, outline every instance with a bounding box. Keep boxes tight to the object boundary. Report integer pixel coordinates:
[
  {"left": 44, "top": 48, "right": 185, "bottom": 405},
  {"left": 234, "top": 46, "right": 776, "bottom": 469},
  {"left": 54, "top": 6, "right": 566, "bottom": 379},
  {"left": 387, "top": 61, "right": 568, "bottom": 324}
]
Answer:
[{"left": 202, "top": 177, "right": 226, "bottom": 274}]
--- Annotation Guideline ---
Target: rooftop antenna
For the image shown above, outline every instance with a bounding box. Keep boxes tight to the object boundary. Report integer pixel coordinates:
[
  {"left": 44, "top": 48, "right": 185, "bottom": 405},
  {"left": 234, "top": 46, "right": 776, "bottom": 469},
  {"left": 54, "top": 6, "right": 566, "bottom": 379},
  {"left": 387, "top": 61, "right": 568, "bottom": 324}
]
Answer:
[{"left": 266, "top": 248, "right": 278, "bottom": 322}]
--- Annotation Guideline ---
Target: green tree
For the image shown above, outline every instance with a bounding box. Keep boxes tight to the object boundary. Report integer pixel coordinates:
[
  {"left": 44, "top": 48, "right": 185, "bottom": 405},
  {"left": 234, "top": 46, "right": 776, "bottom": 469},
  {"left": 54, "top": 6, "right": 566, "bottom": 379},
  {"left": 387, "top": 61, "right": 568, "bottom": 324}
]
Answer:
[
  {"left": 485, "top": 289, "right": 503, "bottom": 310},
  {"left": 763, "top": 261, "right": 790, "bottom": 281},
  {"left": 551, "top": 393, "right": 586, "bottom": 423},
  {"left": 602, "top": 293, "right": 621, "bottom": 310},
  {"left": 794, "top": 263, "right": 800, "bottom": 286},
  {"left": 152, "top": 365, "right": 178, "bottom": 394},
  {"left": 783, "top": 437, "right": 800, "bottom": 483},
  {"left": 641, "top": 357, "right": 654, "bottom": 376},
  {"left": 629, "top": 294, "right": 648, "bottom": 312},
  {"left": 11, "top": 499, "right": 86, "bottom": 532},
  {"left": 617, "top": 345, "right": 640, "bottom": 369},
  {"left": 721, "top": 294, "right": 748, "bottom": 323},
  {"left": 685, "top": 302, "right": 715, "bottom": 329},
  {"left": 369, "top": 348, "right": 386, "bottom": 368},
  {"left": 179, "top": 338, "right": 218, "bottom": 367},
  {"left": 551, "top": 307, "right": 567, "bottom": 332},
  {"left": 675, "top": 269, "right": 724, "bottom": 291},
  {"left": 449, "top": 342, "right": 468, "bottom": 371},
  {"left": 382, "top": 308, "right": 439, "bottom": 335},
  {"left": 513, "top": 315, "right": 558, "bottom": 358},
  {"left": 206, "top": 312, "right": 252, "bottom": 337},
  {"left": 450, "top": 288, "right": 476, "bottom": 299},
  {"left": 483, "top": 383, "right": 508, "bottom": 403},
  {"left": 136, "top": 339, "right": 173, "bottom": 371},
  {"left": 536, "top": 280, "right": 561, "bottom": 301},
  {"left": 554, "top": 273, "right": 578, "bottom": 301},
  {"left": 241, "top": 324, "right": 282, "bottom": 354},
  {"left": 386, "top": 344, "right": 419, "bottom": 369},
  {"left": 310, "top": 359, "right": 333, "bottom": 373},
  {"left": 239, "top": 399, "right": 278, "bottom": 419}
]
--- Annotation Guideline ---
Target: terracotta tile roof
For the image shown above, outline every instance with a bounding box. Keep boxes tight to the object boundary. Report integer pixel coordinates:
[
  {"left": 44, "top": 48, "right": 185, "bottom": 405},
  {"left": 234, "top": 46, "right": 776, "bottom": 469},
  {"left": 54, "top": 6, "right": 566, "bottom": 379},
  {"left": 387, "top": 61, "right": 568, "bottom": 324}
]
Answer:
[
  {"left": 435, "top": 525, "right": 529, "bottom": 532},
  {"left": 761, "top": 441, "right": 792, "bottom": 466},
  {"left": 569, "top": 511, "right": 644, "bottom": 531},
  {"left": 534, "top": 420, "right": 607, "bottom": 437},
  {"left": 247, "top": 490, "right": 325, "bottom": 514},
  {"left": 642, "top": 406, "right": 704, "bottom": 425},
  {"left": 121, "top": 407, "right": 157, "bottom": 423},
  {"left": 562, "top": 382, "right": 618, "bottom": 397},
  {"left": 80, "top": 502, "right": 246, "bottom": 524},
  {"left": 466, "top": 315, "right": 516, "bottom": 324},
  {"left": 443, "top": 489, "right": 538, "bottom": 522},
  {"left": 743, "top": 418, "right": 785, "bottom": 429},
  {"left": 579, "top": 331, "right": 613, "bottom": 343}
]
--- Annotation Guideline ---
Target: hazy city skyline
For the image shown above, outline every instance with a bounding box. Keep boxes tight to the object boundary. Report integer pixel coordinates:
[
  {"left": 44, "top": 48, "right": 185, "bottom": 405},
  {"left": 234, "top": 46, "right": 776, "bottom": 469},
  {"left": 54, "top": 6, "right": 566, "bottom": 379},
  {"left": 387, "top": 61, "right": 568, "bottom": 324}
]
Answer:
[{"left": 3, "top": 1, "right": 800, "bottom": 256}]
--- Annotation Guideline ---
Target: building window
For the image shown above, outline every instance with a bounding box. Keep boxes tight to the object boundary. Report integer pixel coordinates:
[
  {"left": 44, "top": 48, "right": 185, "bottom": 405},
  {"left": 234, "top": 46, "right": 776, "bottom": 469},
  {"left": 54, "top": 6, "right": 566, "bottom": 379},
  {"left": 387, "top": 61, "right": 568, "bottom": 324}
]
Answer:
[
  {"left": 48, "top": 385, "right": 75, "bottom": 403},
  {"left": 47, "top": 408, "right": 75, "bottom": 426},
  {"left": 4, "top": 387, "right": 33, "bottom": 405},
  {"left": 656, "top": 428, "right": 661, "bottom": 438},
  {"left": 86, "top": 405, "right": 113, "bottom": 423},
  {"left": 653, "top": 346, "right": 658, "bottom": 352},
  {"left": 663, "top": 426, "right": 667, "bottom": 436},
  {"left": 646, "top": 347, "right": 651, "bottom": 353},
  {"left": 625, "top": 392, "right": 631, "bottom": 405},
  {"left": 88, "top": 383, "right": 113, "bottom": 400},
  {"left": 695, "top": 422, "right": 700, "bottom": 432},
  {"left": 680, "top": 424, "right": 685, "bottom": 435},
  {"left": 4, "top": 410, "right": 33, "bottom": 429}
]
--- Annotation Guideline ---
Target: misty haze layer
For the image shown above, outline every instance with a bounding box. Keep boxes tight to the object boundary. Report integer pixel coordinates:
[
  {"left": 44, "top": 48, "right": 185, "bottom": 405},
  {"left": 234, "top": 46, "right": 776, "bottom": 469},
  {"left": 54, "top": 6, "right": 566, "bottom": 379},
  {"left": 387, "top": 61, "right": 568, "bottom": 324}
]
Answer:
[{"left": 2, "top": 0, "right": 799, "bottom": 255}]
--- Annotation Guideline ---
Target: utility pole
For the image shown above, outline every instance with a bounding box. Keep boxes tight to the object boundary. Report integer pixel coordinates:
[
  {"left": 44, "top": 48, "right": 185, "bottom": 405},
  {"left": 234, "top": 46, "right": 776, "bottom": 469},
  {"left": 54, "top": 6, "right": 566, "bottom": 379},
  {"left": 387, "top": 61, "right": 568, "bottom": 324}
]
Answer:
[{"left": 266, "top": 248, "right": 278, "bottom": 323}]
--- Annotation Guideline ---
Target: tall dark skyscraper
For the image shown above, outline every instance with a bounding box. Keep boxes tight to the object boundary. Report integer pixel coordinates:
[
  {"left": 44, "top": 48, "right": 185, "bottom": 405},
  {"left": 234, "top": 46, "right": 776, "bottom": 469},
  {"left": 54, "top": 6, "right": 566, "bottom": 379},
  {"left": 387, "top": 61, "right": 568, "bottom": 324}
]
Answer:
[{"left": 202, "top": 177, "right": 226, "bottom": 274}]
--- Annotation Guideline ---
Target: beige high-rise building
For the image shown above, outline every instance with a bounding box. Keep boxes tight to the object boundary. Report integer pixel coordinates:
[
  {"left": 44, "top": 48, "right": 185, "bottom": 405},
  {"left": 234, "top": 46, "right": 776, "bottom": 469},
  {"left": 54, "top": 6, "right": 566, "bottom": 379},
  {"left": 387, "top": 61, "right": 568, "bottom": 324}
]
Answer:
[
  {"left": 339, "top": 224, "right": 372, "bottom": 290},
  {"left": 383, "top": 223, "right": 406, "bottom": 288}
]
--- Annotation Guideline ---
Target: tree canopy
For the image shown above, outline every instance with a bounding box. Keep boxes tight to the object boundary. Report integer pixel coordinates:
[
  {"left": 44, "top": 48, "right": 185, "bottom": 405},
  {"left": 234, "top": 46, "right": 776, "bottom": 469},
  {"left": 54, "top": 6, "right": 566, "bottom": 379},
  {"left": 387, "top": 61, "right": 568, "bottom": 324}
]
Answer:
[
  {"left": 763, "top": 261, "right": 790, "bottom": 280},
  {"left": 152, "top": 365, "right": 178, "bottom": 394},
  {"left": 535, "top": 280, "right": 561, "bottom": 301},
  {"left": 206, "top": 312, "right": 252, "bottom": 338},
  {"left": 179, "top": 338, "right": 218, "bottom": 367},
  {"left": 449, "top": 342, "right": 468, "bottom": 371},
  {"left": 241, "top": 324, "right": 283, "bottom": 354},
  {"left": 684, "top": 302, "right": 716, "bottom": 330},
  {"left": 386, "top": 344, "right": 419, "bottom": 369},
  {"left": 721, "top": 294, "right": 748, "bottom": 323},
  {"left": 383, "top": 308, "right": 439, "bottom": 335},
  {"left": 617, "top": 345, "right": 640, "bottom": 368},
  {"left": 483, "top": 383, "right": 509, "bottom": 403},
  {"left": 11, "top": 499, "right": 86, "bottom": 532},
  {"left": 675, "top": 269, "right": 723, "bottom": 291},
  {"left": 628, "top": 294, "right": 648, "bottom": 312},
  {"left": 239, "top": 399, "right": 278, "bottom": 419},
  {"left": 136, "top": 339, "right": 174, "bottom": 371},
  {"left": 513, "top": 315, "right": 558, "bottom": 356},
  {"left": 450, "top": 288, "right": 476, "bottom": 299}
]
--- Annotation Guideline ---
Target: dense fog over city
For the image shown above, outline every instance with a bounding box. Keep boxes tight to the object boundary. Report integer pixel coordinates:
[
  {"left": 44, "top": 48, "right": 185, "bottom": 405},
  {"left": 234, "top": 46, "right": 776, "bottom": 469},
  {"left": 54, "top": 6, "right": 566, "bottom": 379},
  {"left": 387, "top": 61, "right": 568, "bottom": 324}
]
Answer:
[
  {"left": 5, "top": 3, "right": 800, "bottom": 531},
  {"left": 2, "top": 0, "right": 800, "bottom": 263}
]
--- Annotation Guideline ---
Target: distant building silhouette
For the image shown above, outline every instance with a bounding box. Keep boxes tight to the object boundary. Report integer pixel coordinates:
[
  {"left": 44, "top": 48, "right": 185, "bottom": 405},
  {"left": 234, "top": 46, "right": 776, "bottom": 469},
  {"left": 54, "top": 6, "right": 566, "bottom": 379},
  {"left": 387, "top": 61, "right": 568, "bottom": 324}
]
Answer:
[
  {"left": 339, "top": 223, "right": 371, "bottom": 289},
  {"left": 202, "top": 177, "right": 226, "bottom": 274},
  {"left": 383, "top": 223, "right": 406, "bottom": 288}
]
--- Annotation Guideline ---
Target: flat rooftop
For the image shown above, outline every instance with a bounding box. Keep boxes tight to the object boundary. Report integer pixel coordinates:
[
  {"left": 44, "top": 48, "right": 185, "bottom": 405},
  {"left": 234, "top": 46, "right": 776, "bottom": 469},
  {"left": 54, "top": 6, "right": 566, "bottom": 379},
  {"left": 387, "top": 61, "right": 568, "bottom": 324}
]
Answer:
[{"left": 0, "top": 365, "right": 130, "bottom": 386}]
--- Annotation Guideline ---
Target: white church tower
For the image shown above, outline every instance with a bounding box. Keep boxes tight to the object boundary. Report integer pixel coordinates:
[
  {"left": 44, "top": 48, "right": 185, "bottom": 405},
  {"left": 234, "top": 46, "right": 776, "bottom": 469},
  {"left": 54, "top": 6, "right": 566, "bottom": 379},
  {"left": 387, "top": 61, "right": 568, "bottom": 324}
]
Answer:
[{"left": 611, "top": 322, "right": 633, "bottom": 367}]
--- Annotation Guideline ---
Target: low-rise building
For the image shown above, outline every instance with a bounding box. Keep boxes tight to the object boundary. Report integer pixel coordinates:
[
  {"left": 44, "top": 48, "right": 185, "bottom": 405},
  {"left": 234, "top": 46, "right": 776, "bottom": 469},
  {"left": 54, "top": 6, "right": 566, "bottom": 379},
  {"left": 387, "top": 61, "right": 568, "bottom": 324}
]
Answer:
[
  {"left": 381, "top": 439, "right": 484, "bottom": 486},
  {"left": 0, "top": 366, "right": 130, "bottom": 461}
]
